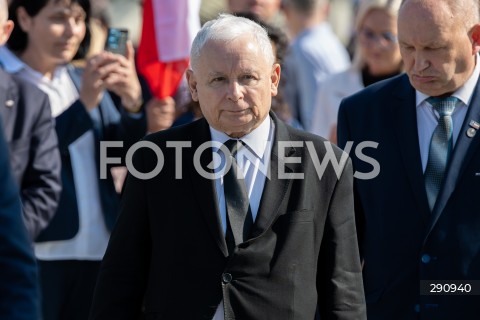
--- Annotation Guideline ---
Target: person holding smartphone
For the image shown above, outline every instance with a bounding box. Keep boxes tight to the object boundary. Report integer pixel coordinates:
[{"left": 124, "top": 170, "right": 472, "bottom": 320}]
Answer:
[{"left": 0, "top": 1, "right": 146, "bottom": 319}]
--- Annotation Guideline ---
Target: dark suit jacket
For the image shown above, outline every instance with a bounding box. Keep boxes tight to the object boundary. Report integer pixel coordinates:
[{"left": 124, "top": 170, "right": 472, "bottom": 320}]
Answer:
[
  {"left": 0, "top": 68, "right": 61, "bottom": 240},
  {"left": 89, "top": 114, "right": 366, "bottom": 320},
  {"left": 35, "top": 65, "right": 146, "bottom": 243},
  {"left": 337, "top": 74, "right": 480, "bottom": 320},
  {"left": 0, "top": 117, "right": 40, "bottom": 320}
]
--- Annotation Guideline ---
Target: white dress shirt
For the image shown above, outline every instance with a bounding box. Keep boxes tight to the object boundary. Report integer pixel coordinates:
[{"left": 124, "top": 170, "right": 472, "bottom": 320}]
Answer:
[
  {"left": 416, "top": 55, "right": 480, "bottom": 172},
  {"left": 210, "top": 115, "right": 274, "bottom": 320},
  {"left": 0, "top": 46, "right": 110, "bottom": 260}
]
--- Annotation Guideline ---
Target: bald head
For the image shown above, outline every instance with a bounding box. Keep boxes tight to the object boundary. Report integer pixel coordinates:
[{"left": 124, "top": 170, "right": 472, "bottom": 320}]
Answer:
[{"left": 400, "top": 0, "right": 480, "bottom": 30}]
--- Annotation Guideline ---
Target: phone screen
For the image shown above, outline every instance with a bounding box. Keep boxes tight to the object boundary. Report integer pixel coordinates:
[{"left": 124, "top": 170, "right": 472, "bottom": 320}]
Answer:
[{"left": 105, "top": 28, "right": 128, "bottom": 57}]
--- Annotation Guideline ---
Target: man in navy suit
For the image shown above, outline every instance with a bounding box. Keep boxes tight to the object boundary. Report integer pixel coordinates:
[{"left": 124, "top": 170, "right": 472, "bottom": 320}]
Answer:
[
  {"left": 338, "top": 0, "right": 480, "bottom": 319},
  {"left": 0, "top": 67, "right": 61, "bottom": 240},
  {"left": 0, "top": 0, "right": 61, "bottom": 240},
  {"left": 0, "top": 116, "right": 40, "bottom": 320}
]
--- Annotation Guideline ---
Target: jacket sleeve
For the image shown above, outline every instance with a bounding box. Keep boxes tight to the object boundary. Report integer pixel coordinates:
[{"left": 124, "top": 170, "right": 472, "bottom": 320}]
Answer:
[
  {"left": 54, "top": 99, "right": 94, "bottom": 153},
  {"left": 20, "top": 91, "right": 62, "bottom": 240},
  {"left": 337, "top": 99, "right": 365, "bottom": 259},
  {"left": 317, "top": 158, "right": 367, "bottom": 320}
]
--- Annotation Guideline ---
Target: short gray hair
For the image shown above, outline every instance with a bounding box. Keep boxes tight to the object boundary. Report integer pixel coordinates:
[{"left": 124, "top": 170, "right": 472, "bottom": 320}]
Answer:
[{"left": 190, "top": 14, "right": 275, "bottom": 71}]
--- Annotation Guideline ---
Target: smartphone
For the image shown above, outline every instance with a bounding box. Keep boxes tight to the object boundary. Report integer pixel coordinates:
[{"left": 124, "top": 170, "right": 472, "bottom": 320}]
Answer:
[{"left": 105, "top": 28, "right": 128, "bottom": 57}]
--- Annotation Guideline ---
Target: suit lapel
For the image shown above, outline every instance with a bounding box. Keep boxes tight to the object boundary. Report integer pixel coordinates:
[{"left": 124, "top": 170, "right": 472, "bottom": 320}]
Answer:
[
  {"left": 392, "top": 75, "right": 430, "bottom": 224},
  {"left": 186, "top": 116, "right": 298, "bottom": 254},
  {"left": 424, "top": 79, "right": 480, "bottom": 241},
  {"left": 249, "top": 114, "right": 297, "bottom": 239},
  {"left": 187, "top": 119, "right": 229, "bottom": 257}
]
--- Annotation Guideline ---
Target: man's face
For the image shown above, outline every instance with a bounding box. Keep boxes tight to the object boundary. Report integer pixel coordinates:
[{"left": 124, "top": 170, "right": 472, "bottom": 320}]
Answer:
[
  {"left": 228, "top": 0, "right": 281, "bottom": 21},
  {"left": 19, "top": 0, "right": 86, "bottom": 64},
  {"left": 358, "top": 9, "right": 402, "bottom": 76},
  {"left": 187, "top": 35, "right": 280, "bottom": 138},
  {"left": 398, "top": 1, "right": 479, "bottom": 96}
]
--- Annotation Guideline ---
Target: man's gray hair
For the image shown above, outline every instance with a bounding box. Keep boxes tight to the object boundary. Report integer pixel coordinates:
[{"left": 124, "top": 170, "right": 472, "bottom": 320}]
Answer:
[{"left": 190, "top": 13, "right": 275, "bottom": 71}]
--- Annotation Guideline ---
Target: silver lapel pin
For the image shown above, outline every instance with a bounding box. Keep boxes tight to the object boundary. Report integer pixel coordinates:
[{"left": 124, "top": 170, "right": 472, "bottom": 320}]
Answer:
[{"left": 466, "top": 120, "right": 479, "bottom": 138}]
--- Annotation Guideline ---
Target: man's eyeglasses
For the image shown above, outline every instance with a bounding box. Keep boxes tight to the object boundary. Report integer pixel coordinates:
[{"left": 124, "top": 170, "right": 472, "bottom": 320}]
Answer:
[{"left": 359, "top": 28, "right": 398, "bottom": 47}]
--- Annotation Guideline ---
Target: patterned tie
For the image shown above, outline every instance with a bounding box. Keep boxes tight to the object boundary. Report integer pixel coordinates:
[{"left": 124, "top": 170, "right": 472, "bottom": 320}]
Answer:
[
  {"left": 424, "top": 97, "right": 458, "bottom": 211},
  {"left": 223, "top": 139, "right": 253, "bottom": 255}
]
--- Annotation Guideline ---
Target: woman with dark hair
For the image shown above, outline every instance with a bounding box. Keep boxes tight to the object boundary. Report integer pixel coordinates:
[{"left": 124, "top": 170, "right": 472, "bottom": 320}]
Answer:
[{"left": 0, "top": 1, "right": 146, "bottom": 319}]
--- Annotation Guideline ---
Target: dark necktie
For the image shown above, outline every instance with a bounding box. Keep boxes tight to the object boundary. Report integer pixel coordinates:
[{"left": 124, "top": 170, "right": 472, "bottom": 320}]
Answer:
[
  {"left": 223, "top": 139, "right": 253, "bottom": 255},
  {"left": 424, "top": 97, "right": 458, "bottom": 211}
]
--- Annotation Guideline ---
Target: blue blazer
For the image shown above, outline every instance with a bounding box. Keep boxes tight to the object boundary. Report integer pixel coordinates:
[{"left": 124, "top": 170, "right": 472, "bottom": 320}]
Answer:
[
  {"left": 0, "top": 68, "right": 61, "bottom": 240},
  {"left": 338, "top": 74, "right": 480, "bottom": 320},
  {"left": 36, "top": 65, "right": 146, "bottom": 242},
  {"left": 0, "top": 116, "right": 40, "bottom": 320}
]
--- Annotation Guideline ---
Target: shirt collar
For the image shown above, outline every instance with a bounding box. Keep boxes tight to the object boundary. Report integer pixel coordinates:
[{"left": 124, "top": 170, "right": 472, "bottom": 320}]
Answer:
[
  {"left": 416, "top": 53, "right": 480, "bottom": 107},
  {"left": 209, "top": 115, "right": 272, "bottom": 160},
  {"left": 0, "top": 46, "right": 25, "bottom": 73},
  {"left": 0, "top": 45, "right": 67, "bottom": 86}
]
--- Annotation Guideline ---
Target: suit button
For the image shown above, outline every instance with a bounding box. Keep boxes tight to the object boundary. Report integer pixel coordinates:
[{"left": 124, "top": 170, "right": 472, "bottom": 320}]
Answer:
[
  {"left": 421, "top": 254, "right": 431, "bottom": 264},
  {"left": 222, "top": 273, "right": 233, "bottom": 283}
]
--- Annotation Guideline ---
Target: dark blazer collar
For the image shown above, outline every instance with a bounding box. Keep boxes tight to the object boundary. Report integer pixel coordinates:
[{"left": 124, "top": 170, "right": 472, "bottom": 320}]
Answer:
[
  {"left": 186, "top": 113, "right": 298, "bottom": 257},
  {"left": 186, "top": 118, "right": 228, "bottom": 256},
  {"left": 391, "top": 75, "right": 431, "bottom": 224},
  {"left": 249, "top": 112, "right": 297, "bottom": 239}
]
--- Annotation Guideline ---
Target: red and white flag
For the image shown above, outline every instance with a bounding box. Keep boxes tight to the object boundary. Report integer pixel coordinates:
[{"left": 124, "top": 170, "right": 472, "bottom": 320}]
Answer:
[{"left": 137, "top": 0, "right": 201, "bottom": 99}]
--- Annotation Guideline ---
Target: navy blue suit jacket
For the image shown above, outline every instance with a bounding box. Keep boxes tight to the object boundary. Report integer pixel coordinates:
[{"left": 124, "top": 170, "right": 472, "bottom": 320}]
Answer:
[
  {"left": 338, "top": 74, "right": 480, "bottom": 320},
  {"left": 0, "top": 116, "right": 40, "bottom": 319},
  {"left": 36, "top": 65, "right": 146, "bottom": 242},
  {"left": 0, "top": 68, "right": 61, "bottom": 240}
]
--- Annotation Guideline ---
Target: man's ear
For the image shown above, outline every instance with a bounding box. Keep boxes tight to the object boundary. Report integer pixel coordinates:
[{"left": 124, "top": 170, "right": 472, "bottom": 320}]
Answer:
[
  {"left": 0, "top": 20, "right": 14, "bottom": 46},
  {"left": 186, "top": 69, "right": 199, "bottom": 102},
  {"left": 470, "top": 24, "right": 480, "bottom": 55},
  {"left": 270, "top": 63, "right": 281, "bottom": 97}
]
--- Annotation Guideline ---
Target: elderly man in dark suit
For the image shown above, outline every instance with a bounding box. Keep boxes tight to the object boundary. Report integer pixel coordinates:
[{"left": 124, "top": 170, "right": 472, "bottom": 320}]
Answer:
[
  {"left": 89, "top": 14, "right": 366, "bottom": 320},
  {"left": 0, "top": 116, "right": 40, "bottom": 320},
  {"left": 338, "top": 0, "right": 480, "bottom": 319},
  {"left": 0, "top": 0, "right": 61, "bottom": 240}
]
